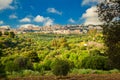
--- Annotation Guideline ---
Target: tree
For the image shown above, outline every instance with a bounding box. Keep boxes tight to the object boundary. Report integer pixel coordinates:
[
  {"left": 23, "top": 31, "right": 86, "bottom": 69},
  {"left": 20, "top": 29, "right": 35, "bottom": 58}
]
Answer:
[
  {"left": 0, "top": 49, "right": 6, "bottom": 77},
  {"left": 5, "top": 61, "right": 16, "bottom": 73},
  {"left": 4, "top": 31, "right": 9, "bottom": 35},
  {"left": 81, "top": 56, "right": 112, "bottom": 70},
  {"left": 9, "top": 32, "right": 15, "bottom": 38},
  {"left": 97, "top": 0, "right": 120, "bottom": 69},
  {"left": 14, "top": 56, "right": 33, "bottom": 71},
  {"left": 51, "top": 58, "right": 70, "bottom": 76},
  {"left": 97, "top": 0, "right": 120, "bottom": 23},
  {"left": 0, "top": 31, "right": 2, "bottom": 36},
  {"left": 27, "top": 51, "right": 39, "bottom": 62}
]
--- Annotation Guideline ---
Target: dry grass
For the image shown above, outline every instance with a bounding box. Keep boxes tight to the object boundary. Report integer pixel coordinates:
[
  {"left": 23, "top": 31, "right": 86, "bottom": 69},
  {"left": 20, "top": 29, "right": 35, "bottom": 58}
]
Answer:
[{"left": 7, "top": 73, "right": 120, "bottom": 80}]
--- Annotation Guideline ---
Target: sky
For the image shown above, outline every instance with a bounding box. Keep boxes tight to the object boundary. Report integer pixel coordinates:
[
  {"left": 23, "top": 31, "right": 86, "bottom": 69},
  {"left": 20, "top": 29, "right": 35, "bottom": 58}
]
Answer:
[{"left": 0, "top": 0, "right": 103, "bottom": 28}]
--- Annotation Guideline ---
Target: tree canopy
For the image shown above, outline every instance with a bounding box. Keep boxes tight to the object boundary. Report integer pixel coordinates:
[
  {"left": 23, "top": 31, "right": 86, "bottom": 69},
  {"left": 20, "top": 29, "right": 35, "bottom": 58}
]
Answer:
[
  {"left": 97, "top": 0, "right": 120, "bottom": 24},
  {"left": 97, "top": 0, "right": 120, "bottom": 69}
]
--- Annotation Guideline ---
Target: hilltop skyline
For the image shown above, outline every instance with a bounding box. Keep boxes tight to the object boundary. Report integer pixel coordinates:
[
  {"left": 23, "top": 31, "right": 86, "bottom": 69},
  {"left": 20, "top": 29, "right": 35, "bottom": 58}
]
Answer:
[{"left": 0, "top": 0, "right": 103, "bottom": 28}]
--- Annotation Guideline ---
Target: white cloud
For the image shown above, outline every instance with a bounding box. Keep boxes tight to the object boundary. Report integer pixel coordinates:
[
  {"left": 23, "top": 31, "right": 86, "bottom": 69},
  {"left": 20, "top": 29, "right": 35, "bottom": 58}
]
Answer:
[
  {"left": 19, "top": 17, "right": 31, "bottom": 23},
  {"left": 9, "top": 14, "right": 17, "bottom": 19},
  {"left": 81, "top": 0, "right": 104, "bottom": 6},
  {"left": 68, "top": 18, "right": 75, "bottom": 23},
  {"left": 0, "top": 21, "right": 4, "bottom": 24},
  {"left": 34, "top": 15, "right": 54, "bottom": 26},
  {"left": 34, "top": 15, "right": 45, "bottom": 22},
  {"left": 19, "top": 15, "right": 54, "bottom": 26},
  {"left": 81, "top": 6, "right": 103, "bottom": 25},
  {"left": 0, "top": 0, "right": 14, "bottom": 10},
  {"left": 44, "top": 17, "right": 54, "bottom": 26},
  {"left": 47, "top": 8, "right": 62, "bottom": 15}
]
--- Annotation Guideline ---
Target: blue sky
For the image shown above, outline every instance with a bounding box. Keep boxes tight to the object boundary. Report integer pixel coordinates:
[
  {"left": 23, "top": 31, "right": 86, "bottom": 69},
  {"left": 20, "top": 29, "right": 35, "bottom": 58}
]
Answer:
[{"left": 0, "top": 0, "right": 102, "bottom": 28}]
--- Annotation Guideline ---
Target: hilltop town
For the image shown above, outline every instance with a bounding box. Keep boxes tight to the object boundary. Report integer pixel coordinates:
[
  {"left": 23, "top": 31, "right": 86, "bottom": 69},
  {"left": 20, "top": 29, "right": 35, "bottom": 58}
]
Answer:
[{"left": 0, "top": 24, "right": 102, "bottom": 34}]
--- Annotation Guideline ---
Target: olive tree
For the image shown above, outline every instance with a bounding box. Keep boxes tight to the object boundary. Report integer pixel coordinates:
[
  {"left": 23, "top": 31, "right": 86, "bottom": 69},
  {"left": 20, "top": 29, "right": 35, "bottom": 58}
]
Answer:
[
  {"left": 51, "top": 58, "right": 70, "bottom": 76},
  {"left": 97, "top": 0, "right": 120, "bottom": 69}
]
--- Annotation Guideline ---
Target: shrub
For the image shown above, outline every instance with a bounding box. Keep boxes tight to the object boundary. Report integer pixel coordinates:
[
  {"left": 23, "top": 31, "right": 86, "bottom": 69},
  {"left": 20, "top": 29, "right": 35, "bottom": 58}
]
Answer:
[
  {"left": 5, "top": 60, "right": 17, "bottom": 73},
  {"left": 0, "top": 62, "right": 6, "bottom": 77},
  {"left": 14, "top": 56, "right": 33, "bottom": 71},
  {"left": 71, "top": 68, "right": 92, "bottom": 74},
  {"left": 43, "top": 59, "right": 52, "bottom": 70},
  {"left": 0, "top": 31, "right": 2, "bottom": 36},
  {"left": 0, "top": 49, "right": 6, "bottom": 77},
  {"left": 33, "top": 63, "right": 45, "bottom": 73},
  {"left": 4, "top": 31, "right": 9, "bottom": 35},
  {"left": 9, "top": 32, "right": 15, "bottom": 38},
  {"left": 109, "top": 69, "right": 119, "bottom": 73},
  {"left": 5, "top": 56, "right": 33, "bottom": 72},
  {"left": 89, "top": 49, "right": 104, "bottom": 56},
  {"left": 0, "top": 49, "right": 3, "bottom": 57},
  {"left": 80, "top": 46, "right": 87, "bottom": 50},
  {"left": 51, "top": 58, "right": 70, "bottom": 76},
  {"left": 81, "top": 56, "right": 111, "bottom": 70},
  {"left": 68, "top": 60, "right": 75, "bottom": 69},
  {"left": 27, "top": 51, "right": 39, "bottom": 62},
  {"left": 22, "top": 70, "right": 40, "bottom": 77}
]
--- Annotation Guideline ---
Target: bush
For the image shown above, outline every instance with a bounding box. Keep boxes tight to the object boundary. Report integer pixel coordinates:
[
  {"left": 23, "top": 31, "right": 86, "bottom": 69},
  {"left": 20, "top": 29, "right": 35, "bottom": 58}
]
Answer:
[
  {"left": 4, "top": 31, "right": 9, "bottom": 35},
  {"left": 43, "top": 59, "right": 52, "bottom": 70},
  {"left": 71, "top": 68, "right": 92, "bottom": 74},
  {"left": 0, "top": 62, "right": 6, "bottom": 77},
  {"left": 0, "top": 49, "right": 6, "bottom": 77},
  {"left": 80, "top": 46, "right": 87, "bottom": 50},
  {"left": 22, "top": 70, "right": 40, "bottom": 77},
  {"left": 9, "top": 32, "right": 15, "bottom": 38},
  {"left": 81, "top": 56, "right": 111, "bottom": 70},
  {"left": 109, "top": 69, "right": 119, "bottom": 73},
  {"left": 0, "top": 31, "right": 2, "bottom": 36},
  {"left": 14, "top": 56, "right": 33, "bottom": 71},
  {"left": 7, "top": 70, "right": 41, "bottom": 77},
  {"left": 5, "top": 61, "right": 17, "bottom": 73},
  {"left": 27, "top": 51, "right": 39, "bottom": 62},
  {"left": 33, "top": 63, "right": 45, "bottom": 74},
  {"left": 89, "top": 49, "right": 103, "bottom": 56},
  {"left": 51, "top": 58, "right": 70, "bottom": 76},
  {"left": 5, "top": 56, "right": 33, "bottom": 72}
]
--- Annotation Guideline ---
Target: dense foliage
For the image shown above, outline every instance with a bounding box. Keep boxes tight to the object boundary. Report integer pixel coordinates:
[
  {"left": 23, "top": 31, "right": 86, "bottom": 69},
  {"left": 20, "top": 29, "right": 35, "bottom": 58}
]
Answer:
[
  {"left": 97, "top": 0, "right": 120, "bottom": 69},
  {"left": 0, "top": 50, "right": 6, "bottom": 77},
  {"left": 103, "top": 24, "right": 120, "bottom": 69},
  {"left": 0, "top": 31, "right": 118, "bottom": 78},
  {"left": 97, "top": 0, "right": 120, "bottom": 23},
  {"left": 51, "top": 58, "right": 70, "bottom": 76},
  {"left": 81, "top": 56, "right": 111, "bottom": 70}
]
